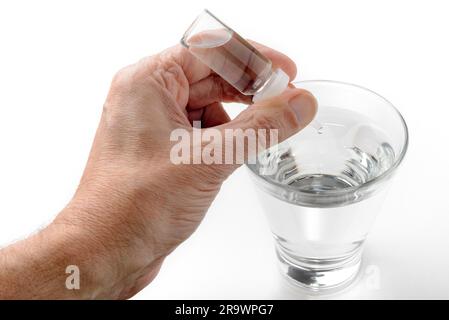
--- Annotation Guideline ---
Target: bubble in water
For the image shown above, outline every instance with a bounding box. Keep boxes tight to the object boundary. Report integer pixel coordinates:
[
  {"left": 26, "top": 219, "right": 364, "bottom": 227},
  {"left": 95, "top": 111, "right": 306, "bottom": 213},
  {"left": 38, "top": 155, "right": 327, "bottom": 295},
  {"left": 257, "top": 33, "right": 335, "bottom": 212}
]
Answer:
[{"left": 310, "top": 120, "right": 324, "bottom": 134}]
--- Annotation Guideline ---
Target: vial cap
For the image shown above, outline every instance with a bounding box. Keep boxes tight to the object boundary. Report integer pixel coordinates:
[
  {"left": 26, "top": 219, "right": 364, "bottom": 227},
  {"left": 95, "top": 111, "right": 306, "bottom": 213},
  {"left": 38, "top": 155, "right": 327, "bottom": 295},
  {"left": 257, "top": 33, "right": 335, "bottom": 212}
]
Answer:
[{"left": 252, "top": 68, "right": 290, "bottom": 103}]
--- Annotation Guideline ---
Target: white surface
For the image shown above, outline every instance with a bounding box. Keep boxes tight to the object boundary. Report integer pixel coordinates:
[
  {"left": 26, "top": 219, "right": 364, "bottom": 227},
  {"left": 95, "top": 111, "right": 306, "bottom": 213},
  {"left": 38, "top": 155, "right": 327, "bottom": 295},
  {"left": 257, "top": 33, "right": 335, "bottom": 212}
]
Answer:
[{"left": 0, "top": 0, "right": 448, "bottom": 299}]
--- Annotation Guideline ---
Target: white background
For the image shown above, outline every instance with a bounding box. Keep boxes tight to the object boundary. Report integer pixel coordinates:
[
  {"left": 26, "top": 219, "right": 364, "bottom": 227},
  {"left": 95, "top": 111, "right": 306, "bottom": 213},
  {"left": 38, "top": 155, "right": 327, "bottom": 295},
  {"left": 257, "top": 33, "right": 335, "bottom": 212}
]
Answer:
[{"left": 0, "top": 0, "right": 448, "bottom": 299}]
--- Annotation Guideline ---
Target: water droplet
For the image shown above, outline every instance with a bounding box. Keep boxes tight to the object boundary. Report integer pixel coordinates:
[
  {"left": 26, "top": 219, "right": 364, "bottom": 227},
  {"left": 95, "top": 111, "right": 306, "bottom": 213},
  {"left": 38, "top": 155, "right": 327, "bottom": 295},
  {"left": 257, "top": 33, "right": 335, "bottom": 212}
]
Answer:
[{"left": 310, "top": 120, "right": 324, "bottom": 134}]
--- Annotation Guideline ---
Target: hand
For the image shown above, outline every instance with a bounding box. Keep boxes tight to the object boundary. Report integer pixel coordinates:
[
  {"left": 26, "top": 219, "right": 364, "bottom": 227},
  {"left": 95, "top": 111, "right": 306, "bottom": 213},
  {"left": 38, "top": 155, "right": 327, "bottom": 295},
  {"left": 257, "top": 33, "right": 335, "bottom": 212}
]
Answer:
[{"left": 0, "top": 41, "right": 317, "bottom": 299}]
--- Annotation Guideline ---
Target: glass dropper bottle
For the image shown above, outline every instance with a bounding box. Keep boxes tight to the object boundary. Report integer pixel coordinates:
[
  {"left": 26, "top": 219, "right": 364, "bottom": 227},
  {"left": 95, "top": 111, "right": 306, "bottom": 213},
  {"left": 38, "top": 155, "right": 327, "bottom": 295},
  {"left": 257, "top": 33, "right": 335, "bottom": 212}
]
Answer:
[
  {"left": 181, "top": 9, "right": 290, "bottom": 102},
  {"left": 181, "top": 9, "right": 322, "bottom": 131}
]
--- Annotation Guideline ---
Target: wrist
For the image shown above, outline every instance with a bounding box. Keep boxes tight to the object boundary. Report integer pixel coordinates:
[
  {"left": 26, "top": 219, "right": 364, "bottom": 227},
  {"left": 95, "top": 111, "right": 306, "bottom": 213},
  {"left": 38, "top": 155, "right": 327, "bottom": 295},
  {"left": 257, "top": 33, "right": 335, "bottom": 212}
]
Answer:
[
  {"left": 44, "top": 220, "right": 122, "bottom": 299},
  {"left": 53, "top": 180, "right": 167, "bottom": 298},
  {"left": 0, "top": 222, "right": 114, "bottom": 299},
  {"left": 0, "top": 196, "right": 165, "bottom": 299}
]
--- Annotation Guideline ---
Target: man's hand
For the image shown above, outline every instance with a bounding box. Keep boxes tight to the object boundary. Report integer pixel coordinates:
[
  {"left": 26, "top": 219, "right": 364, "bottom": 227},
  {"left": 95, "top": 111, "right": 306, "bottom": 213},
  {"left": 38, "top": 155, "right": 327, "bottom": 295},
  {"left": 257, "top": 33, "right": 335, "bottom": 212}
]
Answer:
[{"left": 0, "top": 42, "right": 317, "bottom": 299}]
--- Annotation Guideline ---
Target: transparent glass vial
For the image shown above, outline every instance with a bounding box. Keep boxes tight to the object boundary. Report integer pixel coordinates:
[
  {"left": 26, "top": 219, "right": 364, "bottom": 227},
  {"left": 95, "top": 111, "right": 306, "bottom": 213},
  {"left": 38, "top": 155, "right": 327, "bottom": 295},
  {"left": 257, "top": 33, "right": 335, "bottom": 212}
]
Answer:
[{"left": 181, "top": 9, "right": 289, "bottom": 102}]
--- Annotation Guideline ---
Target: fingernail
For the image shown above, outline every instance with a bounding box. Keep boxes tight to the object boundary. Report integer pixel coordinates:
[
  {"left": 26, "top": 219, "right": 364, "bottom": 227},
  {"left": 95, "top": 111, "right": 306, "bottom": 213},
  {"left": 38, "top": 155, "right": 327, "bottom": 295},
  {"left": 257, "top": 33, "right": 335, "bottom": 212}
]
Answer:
[{"left": 288, "top": 92, "right": 318, "bottom": 125}]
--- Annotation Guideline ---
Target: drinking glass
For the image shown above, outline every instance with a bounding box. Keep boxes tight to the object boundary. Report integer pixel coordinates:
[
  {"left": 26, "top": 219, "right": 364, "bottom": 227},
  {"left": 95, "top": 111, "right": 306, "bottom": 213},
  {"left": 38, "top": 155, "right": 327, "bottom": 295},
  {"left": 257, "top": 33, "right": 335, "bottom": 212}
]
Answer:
[{"left": 247, "top": 80, "right": 408, "bottom": 291}]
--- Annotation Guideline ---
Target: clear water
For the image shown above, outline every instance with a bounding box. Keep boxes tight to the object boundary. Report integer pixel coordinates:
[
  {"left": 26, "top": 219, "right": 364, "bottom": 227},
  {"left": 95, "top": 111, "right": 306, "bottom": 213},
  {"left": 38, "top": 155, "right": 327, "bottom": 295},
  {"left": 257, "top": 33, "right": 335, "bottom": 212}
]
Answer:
[
  {"left": 249, "top": 106, "right": 396, "bottom": 264},
  {"left": 256, "top": 107, "right": 395, "bottom": 195}
]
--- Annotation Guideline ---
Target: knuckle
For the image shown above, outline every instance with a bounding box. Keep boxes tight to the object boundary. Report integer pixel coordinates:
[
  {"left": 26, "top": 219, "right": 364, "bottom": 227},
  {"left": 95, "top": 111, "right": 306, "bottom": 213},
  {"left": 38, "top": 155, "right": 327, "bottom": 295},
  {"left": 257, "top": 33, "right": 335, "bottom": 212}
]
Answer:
[
  {"left": 253, "top": 110, "right": 279, "bottom": 130},
  {"left": 250, "top": 106, "right": 300, "bottom": 142},
  {"left": 111, "top": 65, "right": 133, "bottom": 88}
]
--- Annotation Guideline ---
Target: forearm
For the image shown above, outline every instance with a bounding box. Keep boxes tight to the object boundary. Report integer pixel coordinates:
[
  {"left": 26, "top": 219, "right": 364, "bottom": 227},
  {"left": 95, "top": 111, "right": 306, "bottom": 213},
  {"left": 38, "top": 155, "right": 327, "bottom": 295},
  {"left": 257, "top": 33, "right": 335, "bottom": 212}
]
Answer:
[
  {"left": 0, "top": 198, "right": 163, "bottom": 299},
  {"left": 0, "top": 220, "right": 114, "bottom": 299}
]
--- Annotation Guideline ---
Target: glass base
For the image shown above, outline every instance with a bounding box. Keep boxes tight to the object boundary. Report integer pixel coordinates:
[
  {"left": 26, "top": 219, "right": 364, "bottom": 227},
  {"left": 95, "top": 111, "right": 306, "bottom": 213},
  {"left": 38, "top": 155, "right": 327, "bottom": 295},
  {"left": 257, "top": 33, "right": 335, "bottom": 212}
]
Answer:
[{"left": 276, "top": 245, "right": 362, "bottom": 292}]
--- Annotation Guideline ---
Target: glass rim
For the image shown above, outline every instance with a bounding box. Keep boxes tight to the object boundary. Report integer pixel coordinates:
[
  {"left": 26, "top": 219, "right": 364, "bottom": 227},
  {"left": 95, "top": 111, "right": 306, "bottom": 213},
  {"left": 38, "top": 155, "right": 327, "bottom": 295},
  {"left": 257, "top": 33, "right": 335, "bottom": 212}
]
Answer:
[{"left": 246, "top": 79, "right": 409, "bottom": 197}]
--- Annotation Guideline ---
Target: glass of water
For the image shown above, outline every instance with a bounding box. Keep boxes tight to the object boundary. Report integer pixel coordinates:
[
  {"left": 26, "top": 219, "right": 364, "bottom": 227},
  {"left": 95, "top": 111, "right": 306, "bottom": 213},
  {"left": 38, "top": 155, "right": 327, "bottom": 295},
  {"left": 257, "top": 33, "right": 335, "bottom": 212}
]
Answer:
[{"left": 247, "top": 80, "right": 408, "bottom": 291}]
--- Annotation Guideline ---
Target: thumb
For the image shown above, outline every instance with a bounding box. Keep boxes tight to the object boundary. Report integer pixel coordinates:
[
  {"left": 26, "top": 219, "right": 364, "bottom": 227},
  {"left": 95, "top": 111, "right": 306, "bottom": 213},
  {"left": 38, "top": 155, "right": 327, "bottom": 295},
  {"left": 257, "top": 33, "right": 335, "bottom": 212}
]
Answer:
[
  {"left": 210, "top": 88, "right": 317, "bottom": 176},
  {"left": 220, "top": 87, "right": 317, "bottom": 145}
]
